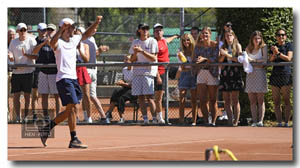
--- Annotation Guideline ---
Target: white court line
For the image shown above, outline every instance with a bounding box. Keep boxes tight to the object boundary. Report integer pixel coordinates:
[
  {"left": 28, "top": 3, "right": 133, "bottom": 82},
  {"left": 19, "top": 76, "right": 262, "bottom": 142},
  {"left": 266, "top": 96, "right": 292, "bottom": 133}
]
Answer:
[
  {"left": 8, "top": 139, "right": 224, "bottom": 157},
  {"left": 112, "top": 149, "right": 292, "bottom": 156}
]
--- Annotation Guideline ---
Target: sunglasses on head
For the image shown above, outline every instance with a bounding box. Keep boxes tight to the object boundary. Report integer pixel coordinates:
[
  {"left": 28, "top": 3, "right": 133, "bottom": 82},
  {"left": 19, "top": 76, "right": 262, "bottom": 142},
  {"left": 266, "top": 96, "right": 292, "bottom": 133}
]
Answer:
[
  {"left": 20, "top": 28, "right": 27, "bottom": 32},
  {"left": 277, "top": 33, "right": 286, "bottom": 37}
]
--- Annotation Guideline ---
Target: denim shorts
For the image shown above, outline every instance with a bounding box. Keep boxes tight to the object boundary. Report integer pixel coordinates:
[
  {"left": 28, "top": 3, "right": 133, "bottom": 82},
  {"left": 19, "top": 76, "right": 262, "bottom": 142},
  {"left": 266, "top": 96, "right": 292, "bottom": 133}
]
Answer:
[
  {"left": 56, "top": 78, "right": 82, "bottom": 106},
  {"left": 178, "top": 71, "right": 197, "bottom": 90}
]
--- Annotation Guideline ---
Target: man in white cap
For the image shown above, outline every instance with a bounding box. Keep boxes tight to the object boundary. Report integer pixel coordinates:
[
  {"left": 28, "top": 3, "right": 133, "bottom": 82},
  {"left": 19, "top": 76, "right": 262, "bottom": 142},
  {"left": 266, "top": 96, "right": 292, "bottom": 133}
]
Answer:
[
  {"left": 8, "top": 23, "right": 37, "bottom": 123},
  {"left": 152, "top": 23, "right": 178, "bottom": 124},
  {"left": 38, "top": 16, "right": 103, "bottom": 149},
  {"left": 33, "top": 23, "right": 60, "bottom": 121}
]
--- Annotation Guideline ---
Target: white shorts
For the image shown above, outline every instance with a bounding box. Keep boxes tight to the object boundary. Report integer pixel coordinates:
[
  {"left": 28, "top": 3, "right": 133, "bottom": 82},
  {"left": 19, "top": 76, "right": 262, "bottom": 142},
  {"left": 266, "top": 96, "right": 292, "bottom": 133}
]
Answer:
[
  {"left": 38, "top": 72, "right": 58, "bottom": 94},
  {"left": 197, "top": 69, "right": 219, "bottom": 86},
  {"left": 131, "top": 75, "right": 154, "bottom": 96},
  {"left": 87, "top": 68, "right": 97, "bottom": 97}
]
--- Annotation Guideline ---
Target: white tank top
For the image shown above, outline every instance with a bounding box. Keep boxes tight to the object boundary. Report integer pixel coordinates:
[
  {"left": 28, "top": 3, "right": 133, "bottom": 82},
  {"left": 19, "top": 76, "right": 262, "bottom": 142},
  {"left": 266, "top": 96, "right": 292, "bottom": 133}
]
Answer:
[{"left": 248, "top": 48, "right": 263, "bottom": 60}]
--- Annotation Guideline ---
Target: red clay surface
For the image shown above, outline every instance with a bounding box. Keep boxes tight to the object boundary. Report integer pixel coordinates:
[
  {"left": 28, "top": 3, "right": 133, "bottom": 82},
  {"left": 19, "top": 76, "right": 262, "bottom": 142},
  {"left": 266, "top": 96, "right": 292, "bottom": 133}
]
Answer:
[{"left": 8, "top": 124, "right": 293, "bottom": 161}]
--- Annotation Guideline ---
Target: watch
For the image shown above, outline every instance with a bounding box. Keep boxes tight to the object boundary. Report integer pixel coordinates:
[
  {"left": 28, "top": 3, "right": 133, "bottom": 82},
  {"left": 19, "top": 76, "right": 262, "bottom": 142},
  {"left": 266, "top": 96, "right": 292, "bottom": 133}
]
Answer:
[{"left": 276, "top": 52, "right": 281, "bottom": 58}]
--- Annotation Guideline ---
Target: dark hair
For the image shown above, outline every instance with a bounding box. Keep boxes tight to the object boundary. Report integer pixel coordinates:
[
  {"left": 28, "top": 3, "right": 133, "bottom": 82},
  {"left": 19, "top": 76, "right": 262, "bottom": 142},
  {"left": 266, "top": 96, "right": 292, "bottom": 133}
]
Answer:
[
  {"left": 191, "top": 26, "right": 199, "bottom": 32},
  {"left": 87, "top": 21, "right": 93, "bottom": 27},
  {"left": 275, "top": 28, "right": 286, "bottom": 36}
]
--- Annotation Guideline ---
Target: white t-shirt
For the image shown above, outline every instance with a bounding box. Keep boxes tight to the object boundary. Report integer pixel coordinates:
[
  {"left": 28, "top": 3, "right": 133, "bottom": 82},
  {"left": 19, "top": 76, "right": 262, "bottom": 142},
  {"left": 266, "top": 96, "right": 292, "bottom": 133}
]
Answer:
[
  {"left": 8, "top": 36, "right": 37, "bottom": 74},
  {"left": 129, "top": 37, "right": 158, "bottom": 77},
  {"left": 55, "top": 35, "right": 82, "bottom": 82},
  {"left": 83, "top": 36, "right": 98, "bottom": 64}
]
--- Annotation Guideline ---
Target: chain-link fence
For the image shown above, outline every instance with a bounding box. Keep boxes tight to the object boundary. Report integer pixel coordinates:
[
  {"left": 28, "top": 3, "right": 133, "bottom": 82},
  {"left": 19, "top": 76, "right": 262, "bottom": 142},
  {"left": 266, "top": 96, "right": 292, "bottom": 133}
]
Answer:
[
  {"left": 7, "top": 8, "right": 293, "bottom": 126},
  {"left": 8, "top": 63, "right": 293, "bottom": 125}
]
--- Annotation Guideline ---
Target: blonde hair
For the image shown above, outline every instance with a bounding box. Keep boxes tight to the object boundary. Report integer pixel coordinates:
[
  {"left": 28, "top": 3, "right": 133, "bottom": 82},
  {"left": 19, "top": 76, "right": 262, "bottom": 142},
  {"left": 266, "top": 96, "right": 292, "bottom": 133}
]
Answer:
[
  {"left": 221, "top": 29, "right": 240, "bottom": 57},
  {"left": 246, "top": 30, "right": 265, "bottom": 53},
  {"left": 180, "top": 33, "right": 195, "bottom": 57}
]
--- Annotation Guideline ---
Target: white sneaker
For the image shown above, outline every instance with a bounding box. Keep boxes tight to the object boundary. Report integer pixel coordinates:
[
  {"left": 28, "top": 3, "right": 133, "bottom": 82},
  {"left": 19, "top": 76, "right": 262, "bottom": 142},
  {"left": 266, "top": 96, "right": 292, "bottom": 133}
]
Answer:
[
  {"left": 251, "top": 123, "right": 257, "bottom": 127},
  {"left": 257, "top": 121, "right": 263, "bottom": 127},
  {"left": 158, "top": 118, "right": 165, "bottom": 124},
  {"left": 118, "top": 118, "right": 125, "bottom": 124},
  {"left": 87, "top": 117, "right": 93, "bottom": 123},
  {"left": 105, "top": 118, "right": 111, "bottom": 124}
]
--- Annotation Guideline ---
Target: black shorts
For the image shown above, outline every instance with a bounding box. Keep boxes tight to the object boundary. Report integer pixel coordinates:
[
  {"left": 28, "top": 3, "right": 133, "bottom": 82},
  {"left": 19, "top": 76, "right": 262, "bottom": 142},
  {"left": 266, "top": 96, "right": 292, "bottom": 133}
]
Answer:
[
  {"left": 32, "top": 70, "right": 39, "bottom": 89},
  {"left": 11, "top": 73, "right": 33, "bottom": 93},
  {"left": 269, "top": 74, "right": 293, "bottom": 88},
  {"left": 154, "top": 73, "right": 166, "bottom": 91}
]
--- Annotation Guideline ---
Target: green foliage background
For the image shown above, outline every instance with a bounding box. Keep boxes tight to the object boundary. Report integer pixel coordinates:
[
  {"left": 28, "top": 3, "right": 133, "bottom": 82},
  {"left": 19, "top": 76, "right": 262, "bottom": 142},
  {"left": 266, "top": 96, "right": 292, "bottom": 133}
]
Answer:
[{"left": 216, "top": 8, "right": 293, "bottom": 121}]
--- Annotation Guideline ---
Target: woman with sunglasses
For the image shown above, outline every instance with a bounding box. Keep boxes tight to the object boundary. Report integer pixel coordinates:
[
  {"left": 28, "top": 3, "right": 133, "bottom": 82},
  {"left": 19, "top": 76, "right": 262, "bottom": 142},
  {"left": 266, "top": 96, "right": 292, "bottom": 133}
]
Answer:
[
  {"left": 177, "top": 33, "right": 197, "bottom": 125},
  {"left": 217, "top": 22, "right": 232, "bottom": 49},
  {"left": 245, "top": 31, "right": 268, "bottom": 127},
  {"left": 269, "top": 29, "right": 293, "bottom": 127}
]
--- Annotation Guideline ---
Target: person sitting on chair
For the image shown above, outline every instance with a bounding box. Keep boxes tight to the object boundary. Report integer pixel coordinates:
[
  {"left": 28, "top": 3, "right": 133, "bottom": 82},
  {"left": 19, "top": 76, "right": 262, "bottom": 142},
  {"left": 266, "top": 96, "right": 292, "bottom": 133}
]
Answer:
[{"left": 105, "top": 55, "right": 137, "bottom": 124}]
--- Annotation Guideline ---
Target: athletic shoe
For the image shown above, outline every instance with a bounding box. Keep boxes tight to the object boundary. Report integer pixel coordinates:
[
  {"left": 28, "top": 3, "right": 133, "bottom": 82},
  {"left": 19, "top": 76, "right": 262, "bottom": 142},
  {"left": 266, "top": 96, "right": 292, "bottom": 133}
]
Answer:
[
  {"left": 251, "top": 123, "right": 257, "bottom": 127},
  {"left": 118, "top": 118, "right": 125, "bottom": 124},
  {"left": 158, "top": 118, "right": 165, "bottom": 124},
  {"left": 143, "top": 119, "right": 149, "bottom": 125},
  {"left": 191, "top": 123, "right": 196, "bottom": 126},
  {"left": 277, "top": 123, "right": 282, "bottom": 127},
  {"left": 105, "top": 118, "right": 111, "bottom": 124},
  {"left": 105, "top": 112, "right": 112, "bottom": 119},
  {"left": 68, "top": 138, "right": 88, "bottom": 149},
  {"left": 38, "top": 126, "right": 50, "bottom": 147},
  {"left": 284, "top": 123, "right": 289, "bottom": 127},
  {"left": 257, "top": 121, "right": 263, "bottom": 127},
  {"left": 87, "top": 117, "right": 93, "bottom": 123},
  {"left": 152, "top": 119, "right": 158, "bottom": 124}
]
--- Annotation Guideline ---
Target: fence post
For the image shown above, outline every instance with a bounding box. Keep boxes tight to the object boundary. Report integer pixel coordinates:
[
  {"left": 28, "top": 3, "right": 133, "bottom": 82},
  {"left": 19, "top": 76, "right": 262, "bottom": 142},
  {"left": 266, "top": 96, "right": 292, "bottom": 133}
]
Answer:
[{"left": 164, "top": 65, "right": 169, "bottom": 124}]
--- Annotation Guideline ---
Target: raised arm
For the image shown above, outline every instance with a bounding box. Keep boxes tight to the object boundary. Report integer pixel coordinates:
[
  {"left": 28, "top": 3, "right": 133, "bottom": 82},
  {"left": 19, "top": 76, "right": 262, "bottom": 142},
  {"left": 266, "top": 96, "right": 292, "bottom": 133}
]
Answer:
[
  {"left": 82, "top": 16, "right": 103, "bottom": 41},
  {"left": 50, "top": 23, "right": 69, "bottom": 51},
  {"left": 165, "top": 34, "right": 179, "bottom": 43}
]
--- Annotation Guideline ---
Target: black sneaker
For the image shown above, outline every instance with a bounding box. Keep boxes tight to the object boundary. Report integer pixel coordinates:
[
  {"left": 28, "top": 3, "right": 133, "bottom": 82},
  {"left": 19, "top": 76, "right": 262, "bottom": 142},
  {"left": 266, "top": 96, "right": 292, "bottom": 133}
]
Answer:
[
  {"left": 38, "top": 126, "right": 50, "bottom": 147},
  {"left": 69, "top": 138, "right": 88, "bottom": 149},
  {"left": 106, "top": 112, "right": 112, "bottom": 119}
]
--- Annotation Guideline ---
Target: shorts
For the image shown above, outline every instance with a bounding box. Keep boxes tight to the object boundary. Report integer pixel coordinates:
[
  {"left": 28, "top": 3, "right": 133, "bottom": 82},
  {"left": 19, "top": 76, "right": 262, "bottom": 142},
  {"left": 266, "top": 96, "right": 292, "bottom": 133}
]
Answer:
[
  {"left": 56, "top": 78, "right": 82, "bottom": 106},
  {"left": 32, "top": 70, "right": 39, "bottom": 89},
  {"left": 197, "top": 69, "right": 219, "bottom": 86},
  {"left": 87, "top": 68, "right": 97, "bottom": 97},
  {"left": 131, "top": 75, "right": 154, "bottom": 96},
  {"left": 38, "top": 72, "right": 58, "bottom": 94},
  {"left": 269, "top": 74, "right": 293, "bottom": 88},
  {"left": 11, "top": 73, "right": 33, "bottom": 93},
  {"left": 76, "top": 67, "right": 92, "bottom": 86},
  {"left": 178, "top": 70, "right": 197, "bottom": 90},
  {"left": 154, "top": 73, "right": 166, "bottom": 91}
]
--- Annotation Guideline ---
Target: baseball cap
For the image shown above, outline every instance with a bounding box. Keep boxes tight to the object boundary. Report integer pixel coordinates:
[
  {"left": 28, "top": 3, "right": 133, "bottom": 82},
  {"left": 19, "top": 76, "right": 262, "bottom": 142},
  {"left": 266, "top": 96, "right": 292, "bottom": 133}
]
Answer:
[
  {"left": 138, "top": 23, "right": 149, "bottom": 29},
  {"left": 59, "top": 18, "right": 75, "bottom": 27},
  {"left": 77, "top": 27, "right": 86, "bottom": 33},
  {"left": 16, "top": 23, "right": 27, "bottom": 30},
  {"left": 47, "top": 23, "right": 56, "bottom": 30},
  {"left": 153, "top": 23, "right": 163, "bottom": 29},
  {"left": 37, "top": 23, "right": 47, "bottom": 30}
]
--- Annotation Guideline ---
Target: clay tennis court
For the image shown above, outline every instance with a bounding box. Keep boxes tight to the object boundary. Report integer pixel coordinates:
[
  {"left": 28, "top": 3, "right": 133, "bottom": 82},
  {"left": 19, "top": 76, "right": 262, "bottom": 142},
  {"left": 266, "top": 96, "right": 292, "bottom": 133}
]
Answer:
[{"left": 8, "top": 124, "right": 293, "bottom": 161}]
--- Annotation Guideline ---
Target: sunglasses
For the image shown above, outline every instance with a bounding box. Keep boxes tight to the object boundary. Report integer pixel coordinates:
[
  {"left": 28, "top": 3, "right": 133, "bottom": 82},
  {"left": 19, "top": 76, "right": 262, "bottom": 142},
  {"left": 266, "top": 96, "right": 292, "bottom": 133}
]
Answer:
[
  {"left": 40, "top": 29, "right": 47, "bottom": 32},
  {"left": 226, "top": 24, "right": 232, "bottom": 27},
  {"left": 47, "top": 28, "right": 54, "bottom": 32},
  {"left": 183, "top": 39, "right": 191, "bottom": 42},
  {"left": 20, "top": 29, "right": 27, "bottom": 32},
  {"left": 141, "top": 27, "right": 149, "bottom": 30},
  {"left": 277, "top": 33, "right": 286, "bottom": 37}
]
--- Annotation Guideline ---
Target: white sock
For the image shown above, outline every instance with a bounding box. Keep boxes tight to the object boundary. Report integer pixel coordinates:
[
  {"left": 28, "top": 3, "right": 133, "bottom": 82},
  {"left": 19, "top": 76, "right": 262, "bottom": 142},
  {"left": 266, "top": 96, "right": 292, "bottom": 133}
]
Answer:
[{"left": 157, "top": 112, "right": 163, "bottom": 120}]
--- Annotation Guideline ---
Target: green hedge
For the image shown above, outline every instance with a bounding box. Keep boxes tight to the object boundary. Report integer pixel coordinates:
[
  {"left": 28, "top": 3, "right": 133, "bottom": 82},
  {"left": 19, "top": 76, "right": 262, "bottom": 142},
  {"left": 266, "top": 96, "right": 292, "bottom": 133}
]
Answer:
[{"left": 216, "top": 8, "right": 293, "bottom": 121}]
